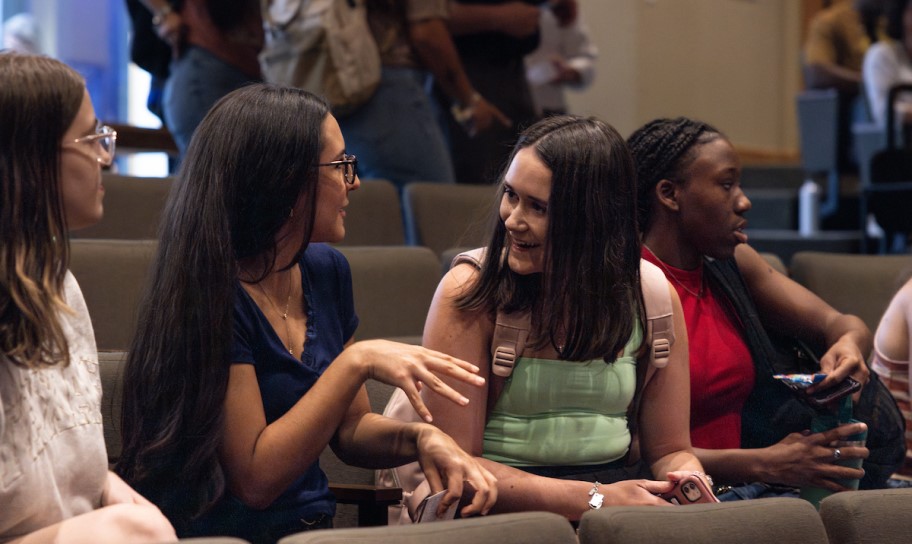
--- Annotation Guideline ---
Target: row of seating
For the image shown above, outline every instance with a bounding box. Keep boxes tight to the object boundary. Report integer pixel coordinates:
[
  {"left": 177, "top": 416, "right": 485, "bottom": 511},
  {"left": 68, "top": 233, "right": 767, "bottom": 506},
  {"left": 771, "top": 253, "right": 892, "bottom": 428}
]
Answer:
[
  {"left": 70, "top": 236, "right": 911, "bottom": 353},
  {"left": 77, "top": 174, "right": 496, "bottom": 258},
  {"left": 126, "top": 490, "right": 912, "bottom": 543}
]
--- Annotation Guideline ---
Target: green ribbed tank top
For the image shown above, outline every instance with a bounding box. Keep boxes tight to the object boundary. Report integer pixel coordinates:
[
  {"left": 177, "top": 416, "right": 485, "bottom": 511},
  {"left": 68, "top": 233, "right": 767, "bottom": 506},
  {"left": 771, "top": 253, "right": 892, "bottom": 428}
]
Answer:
[{"left": 482, "top": 320, "right": 642, "bottom": 467}]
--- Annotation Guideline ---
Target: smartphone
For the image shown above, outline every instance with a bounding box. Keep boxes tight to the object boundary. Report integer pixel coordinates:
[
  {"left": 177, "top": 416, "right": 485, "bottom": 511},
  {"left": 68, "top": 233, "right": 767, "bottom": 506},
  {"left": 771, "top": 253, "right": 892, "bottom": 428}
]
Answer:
[
  {"left": 414, "top": 490, "right": 458, "bottom": 523},
  {"left": 801, "top": 376, "right": 862, "bottom": 408},
  {"left": 658, "top": 475, "right": 720, "bottom": 505}
]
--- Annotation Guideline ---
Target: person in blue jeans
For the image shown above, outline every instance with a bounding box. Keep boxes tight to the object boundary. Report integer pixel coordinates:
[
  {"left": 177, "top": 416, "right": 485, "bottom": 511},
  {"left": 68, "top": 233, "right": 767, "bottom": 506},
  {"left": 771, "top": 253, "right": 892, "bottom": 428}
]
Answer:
[{"left": 139, "top": 0, "right": 263, "bottom": 158}]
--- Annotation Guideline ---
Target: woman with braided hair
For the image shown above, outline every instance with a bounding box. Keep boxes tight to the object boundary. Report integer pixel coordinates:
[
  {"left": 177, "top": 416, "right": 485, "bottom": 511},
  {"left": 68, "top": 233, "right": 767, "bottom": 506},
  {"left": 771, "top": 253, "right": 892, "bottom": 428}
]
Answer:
[{"left": 628, "top": 117, "right": 876, "bottom": 500}]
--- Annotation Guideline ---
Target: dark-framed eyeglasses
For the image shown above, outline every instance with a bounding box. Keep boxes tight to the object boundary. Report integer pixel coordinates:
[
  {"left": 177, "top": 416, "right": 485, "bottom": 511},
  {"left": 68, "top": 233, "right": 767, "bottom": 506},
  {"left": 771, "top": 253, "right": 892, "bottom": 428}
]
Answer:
[
  {"left": 66, "top": 123, "right": 117, "bottom": 166},
  {"left": 317, "top": 154, "right": 358, "bottom": 185}
]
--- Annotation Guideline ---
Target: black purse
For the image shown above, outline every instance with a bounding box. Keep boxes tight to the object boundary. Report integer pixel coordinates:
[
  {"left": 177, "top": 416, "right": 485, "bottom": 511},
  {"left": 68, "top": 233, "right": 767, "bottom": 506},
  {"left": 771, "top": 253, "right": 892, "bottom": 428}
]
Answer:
[{"left": 706, "top": 259, "right": 906, "bottom": 489}]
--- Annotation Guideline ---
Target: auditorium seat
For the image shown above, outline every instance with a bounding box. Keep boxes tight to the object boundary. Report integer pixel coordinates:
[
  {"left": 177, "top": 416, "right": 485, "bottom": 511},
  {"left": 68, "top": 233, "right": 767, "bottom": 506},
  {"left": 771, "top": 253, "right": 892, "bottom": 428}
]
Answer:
[
  {"left": 69, "top": 239, "right": 158, "bottom": 351},
  {"left": 71, "top": 174, "right": 173, "bottom": 240},
  {"left": 277, "top": 511, "right": 577, "bottom": 544},
  {"left": 336, "top": 179, "right": 406, "bottom": 246},
  {"left": 402, "top": 182, "right": 496, "bottom": 256},
  {"left": 578, "top": 498, "right": 828, "bottom": 544},
  {"left": 338, "top": 246, "right": 440, "bottom": 344},
  {"left": 819, "top": 488, "right": 912, "bottom": 544},
  {"left": 789, "top": 251, "right": 912, "bottom": 332}
]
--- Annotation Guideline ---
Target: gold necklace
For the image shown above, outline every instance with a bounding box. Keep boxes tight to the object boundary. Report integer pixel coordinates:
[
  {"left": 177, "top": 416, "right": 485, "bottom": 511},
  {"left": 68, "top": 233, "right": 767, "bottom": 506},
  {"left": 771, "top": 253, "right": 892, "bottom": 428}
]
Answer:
[
  {"left": 642, "top": 244, "right": 705, "bottom": 299},
  {"left": 256, "top": 271, "right": 295, "bottom": 355}
]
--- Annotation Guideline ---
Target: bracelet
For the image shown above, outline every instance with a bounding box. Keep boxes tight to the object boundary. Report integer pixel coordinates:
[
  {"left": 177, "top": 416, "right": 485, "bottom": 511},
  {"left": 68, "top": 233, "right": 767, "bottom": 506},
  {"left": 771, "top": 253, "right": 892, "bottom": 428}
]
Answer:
[
  {"left": 691, "top": 471, "right": 714, "bottom": 487},
  {"left": 152, "top": 4, "right": 173, "bottom": 26},
  {"left": 588, "top": 481, "right": 604, "bottom": 510}
]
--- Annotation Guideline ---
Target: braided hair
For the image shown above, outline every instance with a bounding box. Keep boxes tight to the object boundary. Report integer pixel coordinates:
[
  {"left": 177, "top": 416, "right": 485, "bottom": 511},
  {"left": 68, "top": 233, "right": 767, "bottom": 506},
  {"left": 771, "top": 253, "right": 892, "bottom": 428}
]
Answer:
[{"left": 627, "top": 117, "right": 723, "bottom": 231}]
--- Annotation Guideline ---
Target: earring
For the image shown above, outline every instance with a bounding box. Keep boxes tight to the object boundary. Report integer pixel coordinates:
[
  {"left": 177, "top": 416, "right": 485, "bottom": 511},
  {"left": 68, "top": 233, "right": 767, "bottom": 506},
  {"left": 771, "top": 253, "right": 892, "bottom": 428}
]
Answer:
[{"left": 289, "top": 207, "right": 294, "bottom": 218}]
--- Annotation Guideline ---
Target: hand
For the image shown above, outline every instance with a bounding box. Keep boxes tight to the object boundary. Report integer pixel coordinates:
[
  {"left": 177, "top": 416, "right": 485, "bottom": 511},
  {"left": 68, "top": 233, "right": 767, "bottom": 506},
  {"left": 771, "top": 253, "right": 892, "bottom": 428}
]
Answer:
[
  {"left": 498, "top": 2, "right": 540, "bottom": 38},
  {"left": 598, "top": 479, "right": 674, "bottom": 507},
  {"left": 414, "top": 425, "right": 497, "bottom": 517},
  {"left": 101, "top": 471, "right": 155, "bottom": 506},
  {"left": 548, "top": 57, "right": 582, "bottom": 85},
  {"left": 470, "top": 98, "right": 512, "bottom": 136},
  {"left": 808, "top": 336, "right": 870, "bottom": 398},
  {"left": 346, "top": 339, "right": 485, "bottom": 423},
  {"left": 759, "top": 423, "right": 869, "bottom": 490}
]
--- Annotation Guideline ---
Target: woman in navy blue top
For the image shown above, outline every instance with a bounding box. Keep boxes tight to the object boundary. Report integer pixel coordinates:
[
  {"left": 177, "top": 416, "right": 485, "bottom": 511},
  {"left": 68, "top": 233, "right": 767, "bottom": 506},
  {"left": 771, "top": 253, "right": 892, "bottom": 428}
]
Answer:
[{"left": 116, "top": 84, "right": 496, "bottom": 544}]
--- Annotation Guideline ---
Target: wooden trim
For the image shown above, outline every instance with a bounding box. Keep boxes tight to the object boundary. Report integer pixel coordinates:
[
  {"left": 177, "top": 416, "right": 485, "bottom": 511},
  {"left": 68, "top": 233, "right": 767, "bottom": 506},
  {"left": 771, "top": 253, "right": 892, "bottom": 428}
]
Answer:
[
  {"left": 735, "top": 145, "right": 801, "bottom": 166},
  {"left": 106, "top": 123, "right": 179, "bottom": 156}
]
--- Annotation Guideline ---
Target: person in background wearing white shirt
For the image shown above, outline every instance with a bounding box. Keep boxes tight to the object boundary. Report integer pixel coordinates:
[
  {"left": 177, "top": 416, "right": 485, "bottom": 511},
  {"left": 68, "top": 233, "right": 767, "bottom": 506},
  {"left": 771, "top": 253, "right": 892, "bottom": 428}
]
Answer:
[{"left": 524, "top": 1, "right": 596, "bottom": 117}]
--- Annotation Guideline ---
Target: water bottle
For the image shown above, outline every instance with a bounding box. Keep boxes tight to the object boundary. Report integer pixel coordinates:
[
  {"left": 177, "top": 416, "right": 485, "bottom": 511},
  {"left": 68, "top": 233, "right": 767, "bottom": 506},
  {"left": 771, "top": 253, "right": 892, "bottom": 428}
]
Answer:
[{"left": 798, "top": 179, "right": 820, "bottom": 236}]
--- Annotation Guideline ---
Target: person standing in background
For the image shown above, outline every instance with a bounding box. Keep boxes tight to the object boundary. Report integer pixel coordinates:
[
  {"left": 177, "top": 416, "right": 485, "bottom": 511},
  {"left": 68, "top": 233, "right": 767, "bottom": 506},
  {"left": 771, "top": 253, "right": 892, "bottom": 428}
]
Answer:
[
  {"left": 524, "top": 2, "right": 596, "bottom": 117},
  {"left": 803, "top": 0, "right": 885, "bottom": 170},
  {"left": 441, "top": 0, "right": 579, "bottom": 184},
  {"left": 336, "top": 0, "right": 511, "bottom": 189},
  {"left": 138, "top": 0, "right": 263, "bottom": 158}
]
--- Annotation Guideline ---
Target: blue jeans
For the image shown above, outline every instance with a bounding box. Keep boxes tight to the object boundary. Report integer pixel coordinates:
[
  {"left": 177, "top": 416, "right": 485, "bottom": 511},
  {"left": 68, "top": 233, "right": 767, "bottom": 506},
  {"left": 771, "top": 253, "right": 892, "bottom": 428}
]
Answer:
[
  {"left": 716, "top": 482, "right": 799, "bottom": 501},
  {"left": 337, "top": 67, "right": 455, "bottom": 189},
  {"left": 164, "top": 46, "right": 259, "bottom": 158}
]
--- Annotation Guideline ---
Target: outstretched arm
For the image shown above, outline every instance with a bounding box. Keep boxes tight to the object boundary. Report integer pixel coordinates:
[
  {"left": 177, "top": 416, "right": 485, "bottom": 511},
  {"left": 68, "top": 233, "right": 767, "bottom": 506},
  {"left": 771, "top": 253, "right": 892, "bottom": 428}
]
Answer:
[
  {"left": 736, "top": 244, "right": 871, "bottom": 393},
  {"left": 218, "top": 338, "right": 485, "bottom": 510}
]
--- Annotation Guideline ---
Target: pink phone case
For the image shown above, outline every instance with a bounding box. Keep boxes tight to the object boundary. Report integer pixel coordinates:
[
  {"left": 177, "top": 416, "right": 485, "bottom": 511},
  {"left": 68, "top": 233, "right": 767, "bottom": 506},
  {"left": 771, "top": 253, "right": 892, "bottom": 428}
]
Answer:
[{"left": 658, "top": 475, "right": 720, "bottom": 505}]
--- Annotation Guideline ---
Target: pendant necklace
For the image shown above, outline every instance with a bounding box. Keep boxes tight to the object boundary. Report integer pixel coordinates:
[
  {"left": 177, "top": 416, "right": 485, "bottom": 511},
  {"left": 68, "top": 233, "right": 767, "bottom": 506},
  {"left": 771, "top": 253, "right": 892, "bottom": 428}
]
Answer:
[
  {"left": 643, "top": 244, "right": 705, "bottom": 299},
  {"left": 257, "top": 271, "right": 295, "bottom": 355}
]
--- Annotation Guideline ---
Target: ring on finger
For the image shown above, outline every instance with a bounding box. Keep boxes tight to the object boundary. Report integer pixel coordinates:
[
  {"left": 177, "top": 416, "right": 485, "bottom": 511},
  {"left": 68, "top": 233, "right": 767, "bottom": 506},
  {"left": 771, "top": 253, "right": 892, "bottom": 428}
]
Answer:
[{"left": 833, "top": 448, "right": 842, "bottom": 461}]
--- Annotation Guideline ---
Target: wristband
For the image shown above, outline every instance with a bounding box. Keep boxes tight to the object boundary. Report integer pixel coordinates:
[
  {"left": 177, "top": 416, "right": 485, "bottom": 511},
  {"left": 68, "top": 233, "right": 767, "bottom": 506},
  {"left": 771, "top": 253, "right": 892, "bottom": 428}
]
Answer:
[
  {"left": 451, "top": 92, "right": 481, "bottom": 126},
  {"left": 588, "top": 481, "right": 604, "bottom": 510}
]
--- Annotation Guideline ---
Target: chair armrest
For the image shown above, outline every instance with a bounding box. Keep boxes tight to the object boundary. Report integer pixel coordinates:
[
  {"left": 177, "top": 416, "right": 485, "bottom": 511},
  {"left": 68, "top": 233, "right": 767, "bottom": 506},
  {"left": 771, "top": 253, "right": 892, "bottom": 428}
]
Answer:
[{"left": 329, "top": 483, "right": 402, "bottom": 526}]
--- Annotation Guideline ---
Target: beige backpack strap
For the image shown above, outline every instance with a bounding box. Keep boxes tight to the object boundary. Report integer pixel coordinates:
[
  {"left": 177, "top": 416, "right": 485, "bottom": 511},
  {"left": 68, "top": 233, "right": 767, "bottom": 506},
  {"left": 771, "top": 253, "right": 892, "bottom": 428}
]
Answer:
[
  {"left": 452, "top": 249, "right": 530, "bottom": 379},
  {"left": 639, "top": 259, "right": 674, "bottom": 368}
]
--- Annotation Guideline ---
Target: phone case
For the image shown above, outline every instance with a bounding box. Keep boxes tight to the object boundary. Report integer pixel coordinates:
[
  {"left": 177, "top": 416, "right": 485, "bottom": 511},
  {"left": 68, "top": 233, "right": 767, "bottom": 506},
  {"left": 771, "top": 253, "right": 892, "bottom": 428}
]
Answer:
[
  {"left": 801, "top": 377, "right": 861, "bottom": 408},
  {"left": 658, "top": 475, "right": 720, "bottom": 505},
  {"left": 414, "top": 490, "right": 458, "bottom": 523}
]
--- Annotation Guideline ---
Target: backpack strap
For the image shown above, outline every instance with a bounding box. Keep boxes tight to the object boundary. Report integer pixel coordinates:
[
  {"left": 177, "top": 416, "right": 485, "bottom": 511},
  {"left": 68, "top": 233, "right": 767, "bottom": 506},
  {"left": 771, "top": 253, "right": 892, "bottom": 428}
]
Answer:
[
  {"left": 452, "top": 250, "right": 676, "bottom": 376},
  {"left": 639, "top": 259, "right": 674, "bottom": 368}
]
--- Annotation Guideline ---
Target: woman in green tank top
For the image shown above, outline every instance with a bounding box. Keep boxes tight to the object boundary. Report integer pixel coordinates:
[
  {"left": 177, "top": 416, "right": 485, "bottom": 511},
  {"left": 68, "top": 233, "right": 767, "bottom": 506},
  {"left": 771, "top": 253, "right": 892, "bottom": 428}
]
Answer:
[{"left": 421, "top": 115, "right": 709, "bottom": 521}]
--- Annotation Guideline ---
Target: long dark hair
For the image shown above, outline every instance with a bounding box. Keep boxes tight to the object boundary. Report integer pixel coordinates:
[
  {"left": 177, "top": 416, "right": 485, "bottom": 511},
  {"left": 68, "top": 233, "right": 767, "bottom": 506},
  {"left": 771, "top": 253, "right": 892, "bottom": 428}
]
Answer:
[
  {"left": 116, "top": 84, "right": 330, "bottom": 525},
  {"left": 0, "top": 54, "right": 84, "bottom": 368},
  {"left": 458, "top": 115, "right": 644, "bottom": 362},
  {"left": 627, "top": 117, "right": 723, "bottom": 232}
]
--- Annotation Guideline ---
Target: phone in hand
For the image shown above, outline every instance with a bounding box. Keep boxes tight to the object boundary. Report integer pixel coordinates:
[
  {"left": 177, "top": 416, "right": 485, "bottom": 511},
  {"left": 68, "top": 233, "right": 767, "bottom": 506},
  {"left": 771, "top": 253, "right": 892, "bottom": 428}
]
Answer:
[
  {"left": 414, "top": 490, "right": 458, "bottom": 523},
  {"left": 658, "top": 475, "right": 719, "bottom": 505},
  {"left": 800, "top": 376, "right": 862, "bottom": 408}
]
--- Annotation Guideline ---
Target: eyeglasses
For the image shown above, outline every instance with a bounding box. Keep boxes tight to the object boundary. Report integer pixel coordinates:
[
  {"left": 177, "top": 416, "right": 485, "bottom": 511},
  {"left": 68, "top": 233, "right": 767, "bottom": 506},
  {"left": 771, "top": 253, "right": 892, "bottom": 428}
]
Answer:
[
  {"left": 66, "top": 124, "right": 117, "bottom": 166},
  {"left": 317, "top": 154, "right": 358, "bottom": 185}
]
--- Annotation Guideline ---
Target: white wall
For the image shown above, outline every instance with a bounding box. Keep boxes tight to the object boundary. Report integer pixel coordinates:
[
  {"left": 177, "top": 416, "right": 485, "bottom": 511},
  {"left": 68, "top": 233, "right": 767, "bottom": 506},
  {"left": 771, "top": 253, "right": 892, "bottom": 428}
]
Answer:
[{"left": 565, "top": 0, "right": 802, "bottom": 155}]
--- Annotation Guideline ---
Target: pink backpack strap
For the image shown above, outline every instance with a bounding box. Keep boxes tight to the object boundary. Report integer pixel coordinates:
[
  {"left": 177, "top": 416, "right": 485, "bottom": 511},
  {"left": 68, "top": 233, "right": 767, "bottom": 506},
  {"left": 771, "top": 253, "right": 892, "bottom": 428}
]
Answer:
[
  {"left": 639, "top": 259, "right": 674, "bottom": 368},
  {"left": 452, "top": 249, "right": 530, "bottom": 378}
]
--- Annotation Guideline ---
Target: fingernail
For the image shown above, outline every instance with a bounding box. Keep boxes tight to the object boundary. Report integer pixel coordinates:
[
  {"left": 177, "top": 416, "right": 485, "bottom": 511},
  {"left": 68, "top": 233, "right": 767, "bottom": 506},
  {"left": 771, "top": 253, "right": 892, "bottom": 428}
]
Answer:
[
  {"left": 475, "top": 376, "right": 485, "bottom": 385},
  {"left": 460, "top": 396, "right": 470, "bottom": 406},
  {"left": 424, "top": 414, "right": 433, "bottom": 423}
]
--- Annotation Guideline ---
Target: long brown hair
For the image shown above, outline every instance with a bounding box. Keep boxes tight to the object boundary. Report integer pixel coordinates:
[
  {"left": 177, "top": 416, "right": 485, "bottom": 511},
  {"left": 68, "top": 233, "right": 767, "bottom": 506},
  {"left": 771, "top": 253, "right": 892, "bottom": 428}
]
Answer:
[
  {"left": 0, "top": 54, "right": 85, "bottom": 368},
  {"left": 459, "top": 115, "right": 644, "bottom": 362}
]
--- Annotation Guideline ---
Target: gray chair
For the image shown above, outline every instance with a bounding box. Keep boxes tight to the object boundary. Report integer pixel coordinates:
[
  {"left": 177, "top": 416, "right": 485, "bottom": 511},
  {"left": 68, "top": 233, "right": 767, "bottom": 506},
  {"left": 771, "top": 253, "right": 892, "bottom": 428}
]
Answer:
[
  {"left": 819, "top": 488, "right": 912, "bottom": 544},
  {"left": 337, "top": 246, "right": 441, "bottom": 344},
  {"left": 69, "top": 239, "right": 158, "bottom": 351},
  {"left": 402, "top": 183, "right": 496, "bottom": 256},
  {"left": 70, "top": 174, "right": 173, "bottom": 240},
  {"left": 789, "top": 251, "right": 912, "bottom": 332},
  {"left": 277, "top": 511, "right": 577, "bottom": 544},
  {"left": 578, "top": 498, "right": 828, "bottom": 544},
  {"left": 335, "top": 178, "right": 406, "bottom": 246}
]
